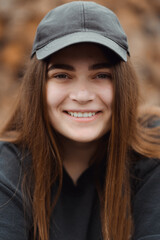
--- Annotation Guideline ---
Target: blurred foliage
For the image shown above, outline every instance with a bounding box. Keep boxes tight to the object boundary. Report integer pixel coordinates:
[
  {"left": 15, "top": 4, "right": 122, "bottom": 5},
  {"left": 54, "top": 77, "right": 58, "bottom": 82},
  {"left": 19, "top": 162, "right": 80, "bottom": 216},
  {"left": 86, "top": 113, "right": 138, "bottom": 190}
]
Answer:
[{"left": 0, "top": 0, "right": 160, "bottom": 124}]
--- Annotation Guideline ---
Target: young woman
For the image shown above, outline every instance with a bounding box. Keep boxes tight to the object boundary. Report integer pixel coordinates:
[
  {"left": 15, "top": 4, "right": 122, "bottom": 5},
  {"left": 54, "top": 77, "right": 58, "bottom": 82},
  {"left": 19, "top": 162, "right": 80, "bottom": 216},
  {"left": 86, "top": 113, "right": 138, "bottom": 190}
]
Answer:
[{"left": 0, "top": 2, "right": 160, "bottom": 240}]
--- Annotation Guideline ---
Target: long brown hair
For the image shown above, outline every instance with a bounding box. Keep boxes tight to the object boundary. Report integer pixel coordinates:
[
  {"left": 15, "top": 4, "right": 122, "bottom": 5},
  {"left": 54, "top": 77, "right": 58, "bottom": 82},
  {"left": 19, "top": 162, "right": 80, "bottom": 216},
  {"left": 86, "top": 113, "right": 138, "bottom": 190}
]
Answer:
[{"left": 0, "top": 54, "right": 160, "bottom": 240}]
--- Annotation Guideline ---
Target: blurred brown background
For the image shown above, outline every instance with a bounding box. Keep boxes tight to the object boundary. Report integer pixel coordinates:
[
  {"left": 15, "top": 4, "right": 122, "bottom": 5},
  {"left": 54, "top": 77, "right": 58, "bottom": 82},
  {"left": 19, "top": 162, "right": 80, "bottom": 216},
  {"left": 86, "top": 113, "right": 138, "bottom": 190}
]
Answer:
[{"left": 0, "top": 0, "right": 160, "bottom": 126}]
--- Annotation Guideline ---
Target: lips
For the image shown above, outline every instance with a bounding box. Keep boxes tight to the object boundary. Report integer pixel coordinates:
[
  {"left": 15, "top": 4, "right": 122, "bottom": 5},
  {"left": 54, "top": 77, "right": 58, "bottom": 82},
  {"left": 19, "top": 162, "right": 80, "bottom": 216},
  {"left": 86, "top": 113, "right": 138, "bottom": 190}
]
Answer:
[
  {"left": 63, "top": 110, "right": 102, "bottom": 113},
  {"left": 64, "top": 110, "right": 101, "bottom": 116},
  {"left": 63, "top": 110, "right": 102, "bottom": 121}
]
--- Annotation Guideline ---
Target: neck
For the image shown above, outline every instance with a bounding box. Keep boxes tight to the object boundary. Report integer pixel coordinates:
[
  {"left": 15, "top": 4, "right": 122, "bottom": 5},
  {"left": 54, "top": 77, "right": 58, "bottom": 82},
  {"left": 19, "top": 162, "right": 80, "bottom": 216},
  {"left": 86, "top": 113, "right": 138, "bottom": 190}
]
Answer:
[{"left": 57, "top": 134, "right": 99, "bottom": 184}]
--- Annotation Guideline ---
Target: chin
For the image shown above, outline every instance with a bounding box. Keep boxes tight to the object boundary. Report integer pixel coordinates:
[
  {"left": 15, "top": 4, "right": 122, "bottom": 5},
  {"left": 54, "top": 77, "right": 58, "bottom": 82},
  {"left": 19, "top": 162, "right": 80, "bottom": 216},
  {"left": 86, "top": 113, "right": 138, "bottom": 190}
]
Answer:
[{"left": 67, "top": 133, "right": 103, "bottom": 143}]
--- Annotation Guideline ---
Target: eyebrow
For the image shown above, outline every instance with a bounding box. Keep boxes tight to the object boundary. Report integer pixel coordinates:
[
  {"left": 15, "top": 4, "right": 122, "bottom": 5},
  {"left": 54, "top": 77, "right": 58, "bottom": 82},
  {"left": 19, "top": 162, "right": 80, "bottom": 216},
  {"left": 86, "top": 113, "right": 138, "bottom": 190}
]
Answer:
[
  {"left": 47, "top": 63, "right": 112, "bottom": 72},
  {"left": 89, "top": 63, "right": 112, "bottom": 70}
]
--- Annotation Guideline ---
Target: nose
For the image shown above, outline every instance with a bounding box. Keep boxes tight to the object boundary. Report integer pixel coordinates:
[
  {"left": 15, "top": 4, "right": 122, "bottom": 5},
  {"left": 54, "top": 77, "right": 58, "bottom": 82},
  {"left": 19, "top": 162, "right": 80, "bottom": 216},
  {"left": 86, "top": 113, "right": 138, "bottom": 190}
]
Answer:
[{"left": 69, "top": 88, "right": 95, "bottom": 103}]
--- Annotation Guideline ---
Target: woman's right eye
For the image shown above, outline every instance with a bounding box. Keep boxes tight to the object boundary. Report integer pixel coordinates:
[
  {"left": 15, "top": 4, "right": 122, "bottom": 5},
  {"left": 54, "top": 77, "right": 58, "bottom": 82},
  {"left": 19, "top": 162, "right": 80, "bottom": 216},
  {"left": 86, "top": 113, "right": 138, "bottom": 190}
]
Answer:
[{"left": 54, "top": 74, "right": 69, "bottom": 79}]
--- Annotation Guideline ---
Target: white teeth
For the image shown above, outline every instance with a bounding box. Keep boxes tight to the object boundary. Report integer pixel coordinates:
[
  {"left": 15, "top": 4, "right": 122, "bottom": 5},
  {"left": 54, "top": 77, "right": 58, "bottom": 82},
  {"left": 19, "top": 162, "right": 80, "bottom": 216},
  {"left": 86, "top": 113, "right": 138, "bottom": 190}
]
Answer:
[{"left": 67, "top": 112, "right": 96, "bottom": 118}]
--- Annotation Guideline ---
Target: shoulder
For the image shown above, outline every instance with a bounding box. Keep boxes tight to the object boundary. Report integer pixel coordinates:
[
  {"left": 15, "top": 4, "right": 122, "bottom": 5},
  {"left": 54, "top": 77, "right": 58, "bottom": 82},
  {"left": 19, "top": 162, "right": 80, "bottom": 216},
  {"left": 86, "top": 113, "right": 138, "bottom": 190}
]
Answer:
[
  {"left": 131, "top": 155, "right": 160, "bottom": 178},
  {"left": 131, "top": 155, "right": 160, "bottom": 239},
  {"left": 0, "top": 141, "right": 31, "bottom": 193},
  {"left": 0, "top": 141, "right": 24, "bottom": 192},
  {"left": 131, "top": 155, "right": 160, "bottom": 194},
  {"left": 0, "top": 141, "right": 23, "bottom": 174},
  {"left": 0, "top": 141, "right": 22, "bottom": 171},
  {"left": 0, "top": 140, "right": 22, "bottom": 160},
  {"left": 0, "top": 141, "right": 31, "bottom": 239}
]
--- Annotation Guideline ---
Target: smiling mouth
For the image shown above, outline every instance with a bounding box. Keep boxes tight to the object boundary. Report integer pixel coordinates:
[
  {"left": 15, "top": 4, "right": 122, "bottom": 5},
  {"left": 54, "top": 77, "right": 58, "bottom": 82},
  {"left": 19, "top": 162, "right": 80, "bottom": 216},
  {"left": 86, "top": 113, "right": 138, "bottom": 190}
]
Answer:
[{"left": 63, "top": 111, "right": 102, "bottom": 118}]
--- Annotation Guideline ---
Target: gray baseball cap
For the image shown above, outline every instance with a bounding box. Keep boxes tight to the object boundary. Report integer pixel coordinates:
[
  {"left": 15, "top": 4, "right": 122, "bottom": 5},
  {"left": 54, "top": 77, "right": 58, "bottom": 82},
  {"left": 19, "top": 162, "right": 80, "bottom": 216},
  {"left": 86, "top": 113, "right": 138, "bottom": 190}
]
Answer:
[{"left": 31, "top": 1, "right": 130, "bottom": 61}]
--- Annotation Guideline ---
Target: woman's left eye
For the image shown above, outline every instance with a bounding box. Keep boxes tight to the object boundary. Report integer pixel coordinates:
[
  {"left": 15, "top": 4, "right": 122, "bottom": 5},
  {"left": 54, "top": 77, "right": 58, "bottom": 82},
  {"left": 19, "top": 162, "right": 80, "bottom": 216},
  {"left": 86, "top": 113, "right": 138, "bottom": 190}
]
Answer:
[{"left": 95, "top": 73, "right": 112, "bottom": 79}]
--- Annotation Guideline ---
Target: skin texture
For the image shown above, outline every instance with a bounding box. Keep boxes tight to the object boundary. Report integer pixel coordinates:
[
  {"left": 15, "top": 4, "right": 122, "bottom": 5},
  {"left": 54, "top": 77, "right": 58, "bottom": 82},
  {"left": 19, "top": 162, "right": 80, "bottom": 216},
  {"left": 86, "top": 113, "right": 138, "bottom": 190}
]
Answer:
[{"left": 46, "top": 43, "right": 113, "bottom": 183}]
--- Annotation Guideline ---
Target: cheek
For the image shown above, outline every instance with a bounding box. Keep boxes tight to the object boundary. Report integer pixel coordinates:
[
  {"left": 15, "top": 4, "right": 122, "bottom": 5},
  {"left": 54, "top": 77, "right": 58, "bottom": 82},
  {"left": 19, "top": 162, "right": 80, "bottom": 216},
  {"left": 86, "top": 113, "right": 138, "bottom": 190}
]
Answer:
[
  {"left": 99, "top": 84, "right": 113, "bottom": 108},
  {"left": 46, "top": 82, "right": 67, "bottom": 108}
]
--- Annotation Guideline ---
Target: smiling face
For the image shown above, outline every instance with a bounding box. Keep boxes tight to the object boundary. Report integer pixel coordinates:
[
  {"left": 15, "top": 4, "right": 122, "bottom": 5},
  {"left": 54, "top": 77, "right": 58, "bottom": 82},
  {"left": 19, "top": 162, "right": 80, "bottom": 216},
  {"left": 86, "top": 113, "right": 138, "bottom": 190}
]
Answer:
[{"left": 46, "top": 43, "right": 113, "bottom": 143}]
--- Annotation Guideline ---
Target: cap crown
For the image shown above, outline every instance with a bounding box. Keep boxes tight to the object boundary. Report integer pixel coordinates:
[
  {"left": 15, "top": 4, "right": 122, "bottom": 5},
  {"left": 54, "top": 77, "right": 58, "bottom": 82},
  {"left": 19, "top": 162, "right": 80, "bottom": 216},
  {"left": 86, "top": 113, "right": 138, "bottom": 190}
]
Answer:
[{"left": 32, "top": 1, "right": 129, "bottom": 59}]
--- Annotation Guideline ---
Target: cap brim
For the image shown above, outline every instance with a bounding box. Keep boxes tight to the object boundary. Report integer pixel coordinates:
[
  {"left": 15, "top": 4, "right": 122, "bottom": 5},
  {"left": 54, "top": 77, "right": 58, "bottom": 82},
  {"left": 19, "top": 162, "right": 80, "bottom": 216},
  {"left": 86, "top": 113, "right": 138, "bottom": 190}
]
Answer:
[{"left": 36, "top": 32, "right": 128, "bottom": 61}]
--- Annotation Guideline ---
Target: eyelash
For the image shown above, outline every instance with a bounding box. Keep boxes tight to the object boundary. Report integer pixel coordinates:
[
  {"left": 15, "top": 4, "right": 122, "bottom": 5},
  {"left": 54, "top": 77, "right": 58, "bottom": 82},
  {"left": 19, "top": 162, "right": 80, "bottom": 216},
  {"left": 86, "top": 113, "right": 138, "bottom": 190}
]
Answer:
[
  {"left": 50, "top": 72, "right": 112, "bottom": 80},
  {"left": 95, "top": 73, "right": 112, "bottom": 79},
  {"left": 54, "top": 73, "right": 70, "bottom": 79}
]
